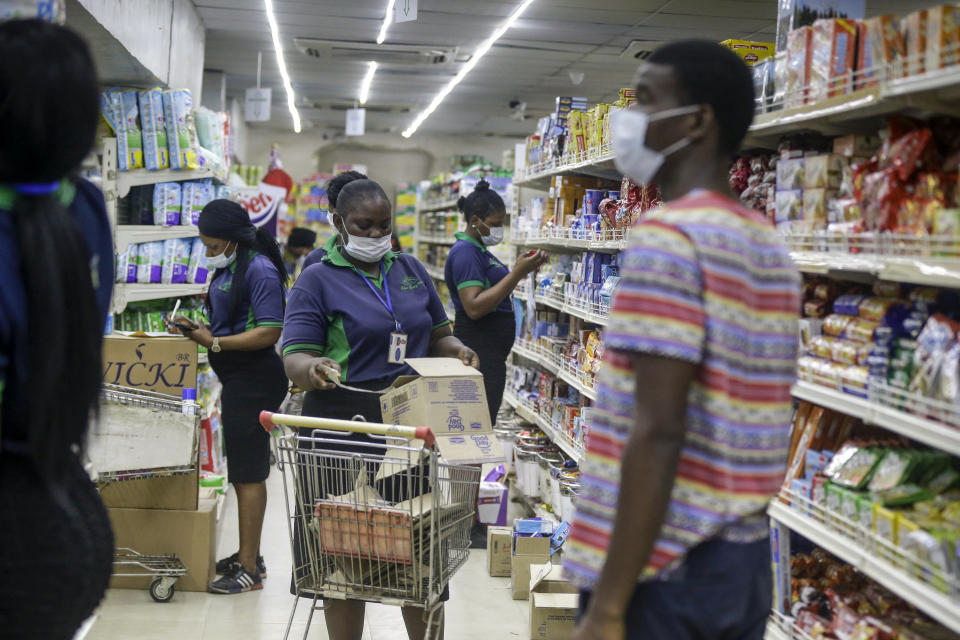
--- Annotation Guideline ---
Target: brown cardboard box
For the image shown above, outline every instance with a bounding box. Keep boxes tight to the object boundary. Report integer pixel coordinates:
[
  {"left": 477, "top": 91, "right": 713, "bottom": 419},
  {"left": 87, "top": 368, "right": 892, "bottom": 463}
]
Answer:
[
  {"left": 100, "top": 467, "right": 198, "bottom": 511},
  {"left": 102, "top": 334, "right": 198, "bottom": 396},
  {"left": 379, "top": 358, "right": 502, "bottom": 464},
  {"left": 514, "top": 535, "right": 551, "bottom": 556},
  {"left": 487, "top": 526, "right": 513, "bottom": 577},
  {"left": 511, "top": 553, "right": 550, "bottom": 600},
  {"left": 108, "top": 498, "right": 217, "bottom": 592},
  {"left": 529, "top": 563, "right": 579, "bottom": 640}
]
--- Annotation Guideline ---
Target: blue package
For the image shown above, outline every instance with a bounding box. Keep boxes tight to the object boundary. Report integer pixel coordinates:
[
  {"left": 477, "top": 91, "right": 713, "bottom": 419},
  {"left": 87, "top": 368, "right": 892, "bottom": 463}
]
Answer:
[
  {"left": 550, "top": 521, "right": 572, "bottom": 555},
  {"left": 833, "top": 294, "right": 867, "bottom": 316}
]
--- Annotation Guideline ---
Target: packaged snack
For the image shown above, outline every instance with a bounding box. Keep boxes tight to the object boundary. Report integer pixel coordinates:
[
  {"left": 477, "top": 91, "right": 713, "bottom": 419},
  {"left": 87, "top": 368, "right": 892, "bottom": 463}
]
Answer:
[
  {"left": 903, "top": 10, "right": 929, "bottom": 76},
  {"left": 834, "top": 294, "right": 867, "bottom": 316},
  {"left": 858, "top": 297, "right": 902, "bottom": 322},
  {"left": 884, "top": 129, "right": 936, "bottom": 182},
  {"left": 803, "top": 188, "right": 835, "bottom": 222},
  {"left": 833, "top": 134, "right": 881, "bottom": 158},
  {"left": 786, "top": 27, "right": 813, "bottom": 108},
  {"left": 138, "top": 89, "right": 169, "bottom": 171},
  {"left": 873, "top": 504, "right": 899, "bottom": 543},
  {"left": 152, "top": 182, "right": 181, "bottom": 226},
  {"left": 862, "top": 16, "right": 906, "bottom": 82},
  {"left": 136, "top": 241, "right": 163, "bottom": 284},
  {"left": 823, "top": 314, "right": 853, "bottom": 337},
  {"left": 804, "top": 154, "right": 844, "bottom": 189},
  {"left": 867, "top": 450, "right": 913, "bottom": 491},
  {"left": 776, "top": 189, "right": 804, "bottom": 222},
  {"left": 846, "top": 318, "right": 883, "bottom": 343},
  {"left": 161, "top": 238, "right": 191, "bottom": 285},
  {"left": 162, "top": 89, "right": 199, "bottom": 170},
  {"left": 719, "top": 39, "right": 775, "bottom": 66},
  {"left": 810, "top": 19, "right": 858, "bottom": 100},
  {"left": 777, "top": 157, "right": 806, "bottom": 189},
  {"left": 876, "top": 484, "right": 933, "bottom": 507},
  {"left": 926, "top": 5, "right": 960, "bottom": 71},
  {"left": 830, "top": 446, "right": 881, "bottom": 489}
]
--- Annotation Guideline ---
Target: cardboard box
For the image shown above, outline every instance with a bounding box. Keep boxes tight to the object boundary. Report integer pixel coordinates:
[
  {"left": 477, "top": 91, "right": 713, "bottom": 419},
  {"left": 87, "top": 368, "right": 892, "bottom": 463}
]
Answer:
[
  {"left": 515, "top": 535, "right": 552, "bottom": 556},
  {"left": 926, "top": 5, "right": 960, "bottom": 71},
  {"left": 487, "top": 526, "right": 513, "bottom": 577},
  {"left": 720, "top": 39, "right": 775, "bottom": 66},
  {"left": 100, "top": 467, "right": 198, "bottom": 511},
  {"left": 102, "top": 334, "right": 199, "bottom": 397},
  {"left": 108, "top": 498, "right": 217, "bottom": 592},
  {"left": 786, "top": 26, "right": 813, "bottom": 108},
  {"left": 903, "top": 10, "right": 928, "bottom": 76},
  {"left": 379, "top": 358, "right": 502, "bottom": 465},
  {"left": 511, "top": 553, "right": 551, "bottom": 600},
  {"left": 810, "top": 19, "right": 858, "bottom": 99},
  {"left": 529, "top": 563, "right": 579, "bottom": 640}
]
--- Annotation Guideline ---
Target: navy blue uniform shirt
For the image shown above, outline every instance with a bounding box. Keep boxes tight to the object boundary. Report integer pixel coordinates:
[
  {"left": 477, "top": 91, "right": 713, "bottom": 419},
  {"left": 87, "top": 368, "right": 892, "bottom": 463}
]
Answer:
[
  {"left": 444, "top": 231, "right": 513, "bottom": 314},
  {"left": 282, "top": 243, "right": 450, "bottom": 383},
  {"left": 302, "top": 234, "right": 338, "bottom": 271},
  {"left": 207, "top": 252, "right": 285, "bottom": 336},
  {"left": 0, "top": 178, "right": 113, "bottom": 451}
]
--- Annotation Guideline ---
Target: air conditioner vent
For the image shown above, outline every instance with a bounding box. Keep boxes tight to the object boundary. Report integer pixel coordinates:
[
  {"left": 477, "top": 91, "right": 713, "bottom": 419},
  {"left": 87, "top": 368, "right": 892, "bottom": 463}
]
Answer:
[{"left": 294, "top": 38, "right": 459, "bottom": 67}]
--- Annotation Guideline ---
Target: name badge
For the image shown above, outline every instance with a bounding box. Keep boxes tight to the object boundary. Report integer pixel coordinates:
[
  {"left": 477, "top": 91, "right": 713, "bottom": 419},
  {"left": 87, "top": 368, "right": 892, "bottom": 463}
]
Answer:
[{"left": 388, "top": 331, "right": 408, "bottom": 364}]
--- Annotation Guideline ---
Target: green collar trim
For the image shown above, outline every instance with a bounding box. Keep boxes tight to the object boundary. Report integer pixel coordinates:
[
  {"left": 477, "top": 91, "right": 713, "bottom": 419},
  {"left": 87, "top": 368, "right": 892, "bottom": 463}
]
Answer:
[
  {"left": 0, "top": 179, "right": 75, "bottom": 211},
  {"left": 455, "top": 231, "right": 487, "bottom": 253},
  {"left": 227, "top": 249, "right": 258, "bottom": 274},
  {"left": 323, "top": 242, "right": 397, "bottom": 283},
  {"left": 322, "top": 234, "right": 339, "bottom": 251}
]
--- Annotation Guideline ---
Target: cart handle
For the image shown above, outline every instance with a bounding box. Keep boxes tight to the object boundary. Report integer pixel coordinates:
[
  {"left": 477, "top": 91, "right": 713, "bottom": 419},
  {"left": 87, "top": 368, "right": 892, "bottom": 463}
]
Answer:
[{"left": 259, "top": 411, "right": 435, "bottom": 447}]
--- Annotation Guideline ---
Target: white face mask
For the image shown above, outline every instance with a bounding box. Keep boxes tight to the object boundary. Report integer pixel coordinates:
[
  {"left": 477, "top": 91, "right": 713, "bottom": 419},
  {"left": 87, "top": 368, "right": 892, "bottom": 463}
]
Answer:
[
  {"left": 336, "top": 217, "right": 393, "bottom": 262},
  {"left": 207, "top": 242, "right": 237, "bottom": 270},
  {"left": 474, "top": 221, "right": 504, "bottom": 246},
  {"left": 611, "top": 105, "right": 700, "bottom": 185}
]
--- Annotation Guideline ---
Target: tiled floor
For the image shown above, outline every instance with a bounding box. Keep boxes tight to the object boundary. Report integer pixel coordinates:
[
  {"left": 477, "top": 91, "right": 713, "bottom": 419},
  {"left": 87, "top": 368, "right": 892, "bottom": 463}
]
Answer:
[{"left": 85, "top": 466, "right": 529, "bottom": 640}]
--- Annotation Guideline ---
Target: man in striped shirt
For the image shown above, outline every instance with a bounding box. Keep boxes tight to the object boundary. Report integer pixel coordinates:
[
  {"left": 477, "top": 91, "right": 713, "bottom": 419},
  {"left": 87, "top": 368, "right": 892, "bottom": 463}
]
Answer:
[{"left": 567, "top": 41, "right": 801, "bottom": 640}]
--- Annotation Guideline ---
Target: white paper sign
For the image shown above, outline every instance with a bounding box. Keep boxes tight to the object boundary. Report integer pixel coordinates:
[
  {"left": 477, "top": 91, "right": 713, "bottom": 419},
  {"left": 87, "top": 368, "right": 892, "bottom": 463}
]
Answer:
[
  {"left": 245, "top": 87, "right": 272, "bottom": 122},
  {"left": 395, "top": 0, "right": 417, "bottom": 22},
  {"left": 345, "top": 108, "right": 366, "bottom": 136}
]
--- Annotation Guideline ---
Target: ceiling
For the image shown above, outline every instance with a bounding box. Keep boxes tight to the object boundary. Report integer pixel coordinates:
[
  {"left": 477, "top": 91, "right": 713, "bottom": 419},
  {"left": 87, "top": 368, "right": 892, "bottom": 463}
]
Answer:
[{"left": 196, "top": 0, "right": 931, "bottom": 138}]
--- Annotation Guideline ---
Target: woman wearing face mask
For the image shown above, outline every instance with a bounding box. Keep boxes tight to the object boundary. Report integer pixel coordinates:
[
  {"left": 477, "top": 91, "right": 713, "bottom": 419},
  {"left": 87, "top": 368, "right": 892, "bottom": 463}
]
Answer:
[
  {"left": 282, "top": 173, "right": 477, "bottom": 640},
  {"left": 444, "top": 179, "right": 547, "bottom": 424},
  {"left": 168, "top": 199, "right": 288, "bottom": 595}
]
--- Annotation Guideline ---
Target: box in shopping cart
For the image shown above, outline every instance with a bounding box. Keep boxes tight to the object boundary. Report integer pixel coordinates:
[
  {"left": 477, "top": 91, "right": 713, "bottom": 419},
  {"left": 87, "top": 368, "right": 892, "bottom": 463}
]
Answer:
[{"left": 380, "top": 358, "right": 502, "bottom": 465}]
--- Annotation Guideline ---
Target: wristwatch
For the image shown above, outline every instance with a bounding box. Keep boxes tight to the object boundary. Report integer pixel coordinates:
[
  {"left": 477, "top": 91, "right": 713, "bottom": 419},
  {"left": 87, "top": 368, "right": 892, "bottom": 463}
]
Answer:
[{"left": 211, "top": 337, "right": 222, "bottom": 353}]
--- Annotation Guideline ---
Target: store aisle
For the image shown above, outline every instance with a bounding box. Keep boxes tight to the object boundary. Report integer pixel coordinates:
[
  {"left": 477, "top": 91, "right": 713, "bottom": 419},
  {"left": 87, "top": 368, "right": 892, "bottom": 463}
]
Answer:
[{"left": 86, "top": 466, "right": 529, "bottom": 640}]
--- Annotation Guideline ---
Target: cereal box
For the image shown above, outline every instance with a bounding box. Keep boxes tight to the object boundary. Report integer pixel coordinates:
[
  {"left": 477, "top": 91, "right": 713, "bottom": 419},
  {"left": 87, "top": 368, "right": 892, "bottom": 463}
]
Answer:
[
  {"left": 720, "top": 39, "right": 775, "bottom": 67},
  {"left": 810, "top": 19, "right": 858, "bottom": 100},
  {"left": 860, "top": 15, "right": 905, "bottom": 87},
  {"left": 786, "top": 27, "right": 813, "bottom": 108},
  {"left": 903, "top": 10, "right": 928, "bottom": 76},
  {"left": 926, "top": 5, "right": 960, "bottom": 71}
]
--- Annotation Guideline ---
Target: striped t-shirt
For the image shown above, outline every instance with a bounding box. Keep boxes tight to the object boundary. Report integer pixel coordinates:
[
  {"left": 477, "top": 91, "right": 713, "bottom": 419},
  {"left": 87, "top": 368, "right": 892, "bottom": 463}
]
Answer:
[{"left": 564, "top": 190, "right": 800, "bottom": 587}]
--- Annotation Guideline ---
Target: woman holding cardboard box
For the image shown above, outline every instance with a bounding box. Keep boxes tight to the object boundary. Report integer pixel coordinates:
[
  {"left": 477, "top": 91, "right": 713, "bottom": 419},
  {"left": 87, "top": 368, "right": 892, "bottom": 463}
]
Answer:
[
  {"left": 282, "top": 172, "right": 477, "bottom": 640},
  {"left": 169, "top": 199, "right": 288, "bottom": 595}
]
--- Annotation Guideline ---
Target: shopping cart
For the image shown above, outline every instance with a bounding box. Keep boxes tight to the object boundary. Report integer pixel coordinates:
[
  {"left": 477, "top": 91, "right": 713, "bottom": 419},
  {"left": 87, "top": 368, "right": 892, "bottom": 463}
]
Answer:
[
  {"left": 260, "top": 411, "right": 480, "bottom": 640},
  {"left": 87, "top": 384, "right": 201, "bottom": 602}
]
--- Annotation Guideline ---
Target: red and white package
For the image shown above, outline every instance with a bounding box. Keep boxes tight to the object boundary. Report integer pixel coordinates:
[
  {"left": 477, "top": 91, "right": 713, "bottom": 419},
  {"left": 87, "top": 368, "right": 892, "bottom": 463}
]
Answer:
[
  {"left": 811, "top": 18, "right": 859, "bottom": 101},
  {"left": 786, "top": 26, "right": 813, "bottom": 108}
]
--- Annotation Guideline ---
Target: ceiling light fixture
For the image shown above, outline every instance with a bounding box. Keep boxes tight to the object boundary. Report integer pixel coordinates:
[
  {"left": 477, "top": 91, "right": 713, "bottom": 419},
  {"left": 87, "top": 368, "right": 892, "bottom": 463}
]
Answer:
[
  {"left": 376, "top": 0, "right": 396, "bottom": 45},
  {"left": 359, "top": 61, "right": 378, "bottom": 105},
  {"left": 401, "top": 0, "right": 536, "bottom": 138},
  {"left": 264, "top": 0, "right": 302, "bottom": 133}
]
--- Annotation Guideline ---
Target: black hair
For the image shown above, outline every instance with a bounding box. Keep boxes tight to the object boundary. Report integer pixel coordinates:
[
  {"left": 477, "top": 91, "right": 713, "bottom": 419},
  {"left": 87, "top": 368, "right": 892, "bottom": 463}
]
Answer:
[
  {"left": 458, "top": 179, "right": 504, "bottom": 222},
  {"left": 327, "top": 170, "right": 367, "bottom": 212},
  {"left": 198, "top": 199, "right": 288, "bottom": 321},
  {"left": 647, "top": 40, "right": 755, "bottom": 156},
  {"left": 0, "top": 20, "right": 102, "bottom": 484},
  {"left": 287, "top": 227, "right": 316, "bottom": 249},
  {"left": 334, "top": 176, "right": 390, "bottom": 219}
]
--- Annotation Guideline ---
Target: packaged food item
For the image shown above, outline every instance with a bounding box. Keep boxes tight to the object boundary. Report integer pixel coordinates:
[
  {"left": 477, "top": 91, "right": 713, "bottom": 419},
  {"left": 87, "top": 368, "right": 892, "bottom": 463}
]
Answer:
[
  {"left": 903, "top": 9, "right": 928, "bottom": 76},
  {"left": 162, "top": 89, "right": 199, "bottom": 170},
  {"left": 776, "top": 189, "right": 804, "bottom": 223},
  {"left": 804, "top": 154, "right": 844, "bottom": 189},
  {"left": 862, "top": 16, "right": 906, "bottom": 82},
  {"left": 823, "top": 314, "right": 853, "bottom": 337},
  {"left": 138, "top": 88, "right": 169, "bottom": 171},
  {"left": 803, "top": 188, "right": 835, "bottom": 222},
  {"left": 152, "top": 182, "right": 181, "bottom": 226},
  {"left": 833, "top": 134, "right": 881, "bottom": 158},
  {"left": 777, "top": 157, "right": 806, "bottom": 189},
  {"left": 830, "top": 446, "right": 881, "bottom": 489},
  {"left": 810, "top": 19, "right": 858, "bottom": 100},
  {"left": 926, "top": 5, "right": 960, "bottom": 71},
  {"left": 786, "top": 27, "right": 813, "bottom": 108},
  {"left": 720, "top": 39, "right": 775, "bottom": 66},
  {"left": 833, "top": 294, "right": 867, "bottom": 316},
  {"left": 136, "top": 241, "right": 163, "bottom": 284},
  {"left": 867, "top": 450, "right": 913, "bottom": 491},
  {"left": 876, "top": 484, "right": 934, "bottom": 507},
  {"left": 873, "top": 504, "right": 899, "bottom": 543},
  {"left": 858, "top": 297, "right": 901, "bottom": 322}
]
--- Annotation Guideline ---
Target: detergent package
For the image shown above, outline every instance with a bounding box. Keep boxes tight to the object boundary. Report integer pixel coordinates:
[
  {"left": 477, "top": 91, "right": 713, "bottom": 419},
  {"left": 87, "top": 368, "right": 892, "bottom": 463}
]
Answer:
[
  {"left": 152, "top": 182, "right": 181, "bottom": 226},
  {"left": 137, "top": 242, "right": 164, "bottom": 284},
  {"left": 162, "top": 89, "right": 199, "bottom": 170},
  {"left": 187, "top": 237, "right": 211, "bottom": 285},
  {"left": 138, "top": 89, "right": 169, "bottom": 171},
  {"left": 161, "top": 238, "right": 191, "bottom": 284}
]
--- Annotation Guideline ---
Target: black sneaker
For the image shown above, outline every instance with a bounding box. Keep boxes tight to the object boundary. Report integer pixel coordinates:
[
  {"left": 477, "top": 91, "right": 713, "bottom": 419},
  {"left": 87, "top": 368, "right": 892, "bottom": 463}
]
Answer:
[
  {"left": 216, "top": 552, "right": 266, "bottom": 578},
  {"left": 208, "top": 565, "right": 263, "bottom": 594}
]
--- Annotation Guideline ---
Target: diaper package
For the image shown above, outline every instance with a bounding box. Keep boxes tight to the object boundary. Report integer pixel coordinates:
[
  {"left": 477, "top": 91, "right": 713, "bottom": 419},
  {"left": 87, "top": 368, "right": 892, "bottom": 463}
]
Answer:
[
  {"left": 138, "top": 89, "right": 169, "bottom": 171},
  {"left": 136, "top": 242, "right": 164, "bottom": 284},
  {"left": 152, "top": 182, "right": 181, "bottom": 226},
  {"left": 215, "top": 185, "right": 231, "bottom": 200},
  {"left": 162, "top": 89, "right": 199, "bottom": 170},
  {"left": 181, "top": 180, "right": 213, "bottom": 226},
  {"left": 161, "top": 238, "right": 191, "bottom": 284},
  {"left": 103, "top": 89, "right": 145, "bottom": 171},
  {"left": 188, "top": 237, "right": 210, "bottom": 285}
]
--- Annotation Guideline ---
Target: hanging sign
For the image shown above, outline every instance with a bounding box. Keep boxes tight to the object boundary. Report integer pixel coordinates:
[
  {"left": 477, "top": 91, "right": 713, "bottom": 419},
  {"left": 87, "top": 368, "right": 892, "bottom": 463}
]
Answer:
[
  {"left": 395, "top": 0, "right": 417, "bottom": 22},
  {"left": 245, "top": 87, "right": 272, "bottom": 122},
  {"left": 345, "top": 108, "right": 366, "bottom": 136}
]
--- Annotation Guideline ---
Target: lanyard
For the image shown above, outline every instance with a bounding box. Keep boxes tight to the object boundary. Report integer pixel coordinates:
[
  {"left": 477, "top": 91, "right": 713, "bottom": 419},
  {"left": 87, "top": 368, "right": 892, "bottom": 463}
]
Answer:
[{"left": 356, "top": 260, "right": 404, "bottom": 332}]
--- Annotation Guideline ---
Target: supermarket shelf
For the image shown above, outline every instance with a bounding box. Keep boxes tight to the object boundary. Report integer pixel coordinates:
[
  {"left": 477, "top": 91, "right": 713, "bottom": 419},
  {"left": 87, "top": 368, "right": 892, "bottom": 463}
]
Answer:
[
  {"left": 424, "top": 264, "right": 445, "bottom": 281},
  {"left": 116, "top": 166, "right": 221, "bottom": 198},
  {"left": 767, "top": 498, "right": 960, "bottom": 634},
  {"left": 517, "top": 491, "right": 562, "bottom": 526},
  {"left": 558, "top": 364, "right": 598, "bottom": 402},
  {"left": 792, "top": 380, "right": 960, "bottom": 457},
  {"left": 789, "top": 252, "right": 960, "bottom": 289},
  {"left": 510, "top": 342, "right": 598, "bottom": 401},
  {"left": 763, "top": 613, "right": 816, "bottom": 640},
  {"left": 516, "top": 228, "right": 627, "bottom": 254},
  {"left": 115, "top": 225, "right": 199, "bottom": 251},
  {"left": 112, "top": 283, "right": 208, "bottom": 314},
  {"left": 503, "top": 391, "right": 583, "bottom": 463},
  {"left": 513, "top": 145, "right": 620, "bottom": 189},
  {"left": 417, "top": 198, "right": 459, "bottom": 213},
  {"left": 511, "top": 342, "right": 558, "bottom": 375},
  {"left": 415, "top": 233, "right": 457, "bottom": 246},
  {"left": 515, "top": 287, "right": 609, "bottom": 327}
]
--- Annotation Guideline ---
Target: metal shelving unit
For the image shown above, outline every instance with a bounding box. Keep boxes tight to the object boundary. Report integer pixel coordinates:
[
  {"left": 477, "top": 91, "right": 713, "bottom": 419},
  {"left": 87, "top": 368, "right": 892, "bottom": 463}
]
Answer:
[{"left": 502, "top": 391, "right": 583, "bottom": 463}]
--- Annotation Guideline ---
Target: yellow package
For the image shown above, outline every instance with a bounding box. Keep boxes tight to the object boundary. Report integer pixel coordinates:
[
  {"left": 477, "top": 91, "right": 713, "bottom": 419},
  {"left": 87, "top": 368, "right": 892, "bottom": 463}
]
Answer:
[
  {"left": 593, "top": 104, "right": 609, "bottom": 152},
  {"left": 873, "top": 504, "right": 900, "bottom": 544},
  {"left": 569, "top": 111, "right": 585, "bottom": 155},
  {"left": 720, "top": 39, "right": 775, "bottom": 66}
]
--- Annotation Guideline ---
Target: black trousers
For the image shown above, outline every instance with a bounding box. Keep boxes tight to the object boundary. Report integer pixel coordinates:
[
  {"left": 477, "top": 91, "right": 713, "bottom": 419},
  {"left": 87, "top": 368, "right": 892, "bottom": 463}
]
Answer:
[{"left": 453, "top": 310, "right": 516, "bottom": 424}]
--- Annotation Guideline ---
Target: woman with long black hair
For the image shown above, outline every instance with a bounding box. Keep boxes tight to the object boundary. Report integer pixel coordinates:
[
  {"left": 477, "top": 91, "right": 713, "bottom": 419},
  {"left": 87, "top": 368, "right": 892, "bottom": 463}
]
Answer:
[
  {"left": 169, "top": 199, "right": 288, "bottom": 594},
  {"left": 0, "top": 19, "right": 115, "bottom": 639}
]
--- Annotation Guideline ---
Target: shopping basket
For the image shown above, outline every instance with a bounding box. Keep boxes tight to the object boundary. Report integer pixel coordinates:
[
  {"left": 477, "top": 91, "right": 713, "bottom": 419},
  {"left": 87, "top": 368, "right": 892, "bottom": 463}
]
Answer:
[
  {"left": 87, "top": 384, "right": 200, "bottom": 602},
  {"left": 260, "top": 411, "right": 480, "bottom": 640}
]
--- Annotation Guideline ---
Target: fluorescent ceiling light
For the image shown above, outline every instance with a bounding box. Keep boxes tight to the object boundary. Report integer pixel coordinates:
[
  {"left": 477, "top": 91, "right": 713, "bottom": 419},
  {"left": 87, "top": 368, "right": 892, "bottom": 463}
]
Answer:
[
  {"left": 359, "top": 61, "right": 378, "bottom": 105},
  {"left": 264, "top": 0, "right": 302, "bottom": 133},
  {"left": 376, "top": 0, "right": 396, "bottom": 45},
  {"left": 402, "top": 0, "right": 536, "bottom": 138}
]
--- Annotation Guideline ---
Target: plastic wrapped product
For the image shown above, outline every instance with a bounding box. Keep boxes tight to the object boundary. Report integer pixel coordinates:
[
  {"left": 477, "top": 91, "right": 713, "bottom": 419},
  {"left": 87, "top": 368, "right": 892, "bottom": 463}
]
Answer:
[
  {"left": 867, "top": 450, "right": 914, "bottom": 491},
  {"left": 903, "top": 10, "right": 928, "bottom": 76},
  {"left": 115, "top": 249, "right": 128, "bottom": 284},
  {"left": 830, "top": 446, "right": 881, "bottom": 489},
  {"left": 215, "top": 185, "right": 231, "bottom": 200},
  {"left": 162, "top": 89, "right": 199, "bottom": 170},
  {"left": 862, "top": 16, "right": 906, "bottom": 82},
  {"left": 926, "top": 5, "right": 960, "bottom": 71},
  {"left": 775, "top": 189, "right": 804, "bottom": 223},
  {"left": 810, "top": 19, "right": 858, "bottom": 101},
  {"left": 786, "top": 27, "right": 813, "bottom": 108},
  {"left": 777, "top": 157, "right": 806, "bottom": 189},
  {"left": 138, "top": 89, "right": 169, "bottom": 171},
  {"left": 103, "top": 89, "right": 144, "bottom": 171},
  {"left": 161, "top": 238, "right": 191, "bottom": 284},
  {"left": 822, "top": 314, "right": 853, "bottom": 338},
  {"left": 804, "top": 154, "right": 844, "bottom": 189},
  {"left": 152, "top": 182, "right": 181, "bottom": 226},
  {"left": 136, "top": 241, "right": 163, "bottom": 284},
  {"left": 803, "top": 188, "right": 835, "bottom": 224},
  {"left": 123, "top": 244, "right": 138, "bottom": 283},
  {"left": 833, "top": 294, "right": 867, "bottom": 316},
  {"left": 187, "top": 238, "right": 210, "bottom": 285}
]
